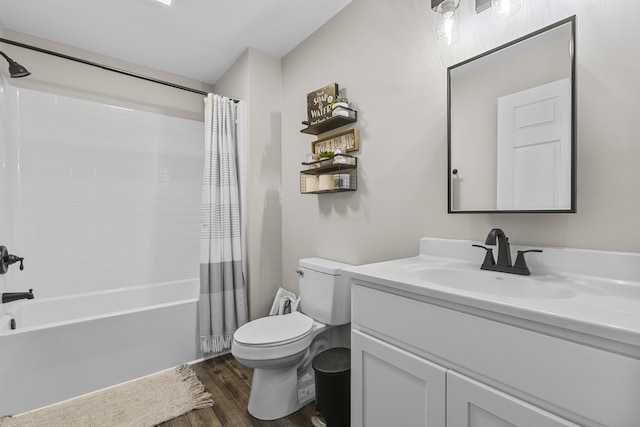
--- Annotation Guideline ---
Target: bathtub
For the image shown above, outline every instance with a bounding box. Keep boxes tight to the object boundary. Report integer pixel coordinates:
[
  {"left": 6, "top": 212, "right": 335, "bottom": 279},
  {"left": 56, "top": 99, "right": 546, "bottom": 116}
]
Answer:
[{"left": 0, "top": 279, "right": 200, "bottom": 416}]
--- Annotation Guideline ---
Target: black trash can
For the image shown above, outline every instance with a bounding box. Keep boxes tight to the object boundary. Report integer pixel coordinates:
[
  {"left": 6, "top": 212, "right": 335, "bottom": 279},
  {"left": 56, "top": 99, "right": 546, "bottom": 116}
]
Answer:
[{"left": 312, "top": 347, "right": 351, "bottom": 427}]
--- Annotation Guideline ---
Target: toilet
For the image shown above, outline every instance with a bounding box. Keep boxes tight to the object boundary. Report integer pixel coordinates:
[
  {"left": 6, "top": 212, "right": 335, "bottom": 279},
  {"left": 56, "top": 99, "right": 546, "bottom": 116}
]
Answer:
[{"left": 231, "top": 257, "right": 353, "bottom": 420}]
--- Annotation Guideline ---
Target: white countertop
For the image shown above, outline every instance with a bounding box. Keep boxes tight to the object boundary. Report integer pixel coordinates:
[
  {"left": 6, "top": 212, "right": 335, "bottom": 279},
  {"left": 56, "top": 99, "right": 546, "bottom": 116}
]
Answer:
[{"left": 344, "top": 238, "right": 640, "bottom": 357}]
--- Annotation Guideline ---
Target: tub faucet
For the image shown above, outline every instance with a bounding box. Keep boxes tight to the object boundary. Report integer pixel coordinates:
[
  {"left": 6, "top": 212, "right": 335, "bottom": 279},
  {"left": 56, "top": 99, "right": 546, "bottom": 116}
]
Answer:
[
  {"left": 2, "top": 288, "right": 34, "bottom": 304},
  {"left": 473, "top": 228, "right": 542, "bottom": 276}
]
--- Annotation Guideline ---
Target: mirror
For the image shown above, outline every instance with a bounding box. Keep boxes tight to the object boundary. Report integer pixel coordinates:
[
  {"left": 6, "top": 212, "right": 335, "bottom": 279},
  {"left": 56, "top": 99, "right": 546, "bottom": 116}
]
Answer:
[{"left": 448, "top": 16, "right": 576, "bottom": 213}]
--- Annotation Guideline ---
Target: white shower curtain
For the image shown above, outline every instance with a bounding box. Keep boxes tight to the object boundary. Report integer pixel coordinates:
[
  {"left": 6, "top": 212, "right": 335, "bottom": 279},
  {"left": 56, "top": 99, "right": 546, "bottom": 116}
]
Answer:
[{"left": 199, "top": 94, "right": 248, "bottom": 354}]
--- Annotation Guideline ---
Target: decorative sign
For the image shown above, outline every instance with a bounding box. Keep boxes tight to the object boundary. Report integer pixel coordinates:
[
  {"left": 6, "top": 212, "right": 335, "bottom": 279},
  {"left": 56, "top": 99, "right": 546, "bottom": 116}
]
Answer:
[
  {"left": 307, "top": 83, "right": 338, "bottom": 125},
  {"left": 312, "top": 129, "right": 359, "bottom": 154}
]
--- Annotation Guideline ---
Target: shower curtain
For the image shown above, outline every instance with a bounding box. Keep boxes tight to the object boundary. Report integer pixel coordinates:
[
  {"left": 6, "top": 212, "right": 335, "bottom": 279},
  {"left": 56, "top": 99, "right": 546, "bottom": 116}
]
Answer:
[{"left": 199, "top": 94, "right": 248, "bottom": 354}]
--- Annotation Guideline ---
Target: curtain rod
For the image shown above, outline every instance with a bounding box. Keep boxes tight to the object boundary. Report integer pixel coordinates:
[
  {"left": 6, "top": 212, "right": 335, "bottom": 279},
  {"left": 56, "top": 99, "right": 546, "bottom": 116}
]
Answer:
[{"left": 0, "top": 36, "right": 233, "bottom": 99}]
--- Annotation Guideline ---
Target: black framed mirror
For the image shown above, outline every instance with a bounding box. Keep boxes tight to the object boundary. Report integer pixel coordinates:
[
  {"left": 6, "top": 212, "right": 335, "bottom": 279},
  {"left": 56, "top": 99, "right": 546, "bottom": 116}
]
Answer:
[{"left": 448, "top": 16, "right": 576, "bottom": 213}]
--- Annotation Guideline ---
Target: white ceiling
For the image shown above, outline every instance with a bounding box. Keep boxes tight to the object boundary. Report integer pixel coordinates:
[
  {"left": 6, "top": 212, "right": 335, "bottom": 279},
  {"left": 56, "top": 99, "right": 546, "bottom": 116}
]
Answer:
[{"left": 0, "top": 0, "right": 351, "bottom": 84}]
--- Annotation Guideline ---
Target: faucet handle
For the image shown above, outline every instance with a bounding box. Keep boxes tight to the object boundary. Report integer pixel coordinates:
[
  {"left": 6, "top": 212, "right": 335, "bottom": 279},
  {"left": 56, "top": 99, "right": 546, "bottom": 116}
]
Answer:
[
  {"left": 6, "top": 254, "right": 24, "bottom": 271},
  {"left": 472, "top": 244, "right": 495, "bottom": 269},
  {"left": 513, "top": 249, "right": 543, "bottom": 275},
  {"left": 1, "top": 246, "right": 24, "bottom": 273}
]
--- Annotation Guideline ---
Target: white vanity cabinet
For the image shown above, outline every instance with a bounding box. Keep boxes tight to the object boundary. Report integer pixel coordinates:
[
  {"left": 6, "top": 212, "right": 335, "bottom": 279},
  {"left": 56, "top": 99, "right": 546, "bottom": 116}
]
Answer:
[
  {"left": 352, "top": 330, "right": 575, "bottom": 427},
  {"left": 350, "top": 283, "right": 640, "bottom": 427},
  {"left": 351, "top": 330, "right": 446, "bottom": 426}
]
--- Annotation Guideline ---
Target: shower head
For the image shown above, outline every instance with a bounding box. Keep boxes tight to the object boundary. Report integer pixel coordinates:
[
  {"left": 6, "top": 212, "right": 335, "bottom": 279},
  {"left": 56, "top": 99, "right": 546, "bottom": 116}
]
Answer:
[{"left": 0, "top": 51, "right": 31, "bottom": 78}]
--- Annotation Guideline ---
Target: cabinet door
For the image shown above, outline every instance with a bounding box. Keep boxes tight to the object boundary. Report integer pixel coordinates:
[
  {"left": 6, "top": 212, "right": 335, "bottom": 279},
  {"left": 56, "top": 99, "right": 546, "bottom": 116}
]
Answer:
[
  {"left": 447, "top": 371, "right": 579, "bottom": 427},
  {"left": 351, "top": 330, "right": 446, "bottom": 427}
]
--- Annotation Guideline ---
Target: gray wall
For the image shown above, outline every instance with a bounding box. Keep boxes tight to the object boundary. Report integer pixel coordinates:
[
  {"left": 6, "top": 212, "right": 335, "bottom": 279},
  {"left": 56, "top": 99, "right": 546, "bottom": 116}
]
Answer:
[{"left": 280, "top": 0, "right": 640, "bottom": 292}]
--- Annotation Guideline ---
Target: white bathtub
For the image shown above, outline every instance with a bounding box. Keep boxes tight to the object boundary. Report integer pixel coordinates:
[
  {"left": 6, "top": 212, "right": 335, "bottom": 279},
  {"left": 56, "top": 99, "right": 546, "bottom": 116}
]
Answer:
[{"left": 0, "top": 279, "right": 200, "bottom": 416}]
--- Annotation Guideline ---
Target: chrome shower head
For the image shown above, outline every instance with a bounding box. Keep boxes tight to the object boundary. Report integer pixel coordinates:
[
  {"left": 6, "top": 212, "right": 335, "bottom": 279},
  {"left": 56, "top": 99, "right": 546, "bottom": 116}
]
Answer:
[{"left": 0, "top": 51, "right": 31, "bottom": 78}]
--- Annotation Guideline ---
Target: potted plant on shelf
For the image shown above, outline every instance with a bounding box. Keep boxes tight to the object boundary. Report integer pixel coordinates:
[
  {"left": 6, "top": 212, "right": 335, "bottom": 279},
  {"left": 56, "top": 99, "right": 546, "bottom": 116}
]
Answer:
[
  {"left": 331, "top": 96, "right": 350, "bottom": 118},
  {"left": 318, "top": 151, "right": 334, "bottom": 166}
]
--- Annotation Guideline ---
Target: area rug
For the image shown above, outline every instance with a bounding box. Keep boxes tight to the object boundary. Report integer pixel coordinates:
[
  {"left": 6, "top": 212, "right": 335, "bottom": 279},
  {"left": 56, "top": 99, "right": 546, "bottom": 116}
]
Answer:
[{"left": 0, "top": 365, "right": 213, "bottom": 427}]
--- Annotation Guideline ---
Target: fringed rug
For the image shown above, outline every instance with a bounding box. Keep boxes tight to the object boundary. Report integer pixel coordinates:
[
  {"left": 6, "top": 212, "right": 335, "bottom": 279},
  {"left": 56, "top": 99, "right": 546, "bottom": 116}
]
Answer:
[{"left": 0, "top": 365, "right": 213, "bottom": 427}]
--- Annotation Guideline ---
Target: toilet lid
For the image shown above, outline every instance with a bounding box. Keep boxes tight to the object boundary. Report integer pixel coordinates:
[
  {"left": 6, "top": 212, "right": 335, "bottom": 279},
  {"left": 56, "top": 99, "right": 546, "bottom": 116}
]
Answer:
[{"left": 234, "top": 312, "right": 314, "bottom": 346}]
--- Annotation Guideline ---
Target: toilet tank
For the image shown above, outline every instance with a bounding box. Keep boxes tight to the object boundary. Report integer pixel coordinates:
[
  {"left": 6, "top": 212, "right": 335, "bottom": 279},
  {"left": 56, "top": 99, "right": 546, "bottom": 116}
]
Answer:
[{"left": 298, "top": 258, "right": 354, "bottom": 326}]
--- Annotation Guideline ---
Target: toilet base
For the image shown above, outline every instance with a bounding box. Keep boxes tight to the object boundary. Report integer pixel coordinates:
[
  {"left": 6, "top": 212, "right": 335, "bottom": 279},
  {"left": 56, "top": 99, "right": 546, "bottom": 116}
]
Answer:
[
  {"left": 236, "top": 323, "right": 351, "bottom": 420},
  {"left": 248, "top": 363, "right": 315, "bottom": 420}
]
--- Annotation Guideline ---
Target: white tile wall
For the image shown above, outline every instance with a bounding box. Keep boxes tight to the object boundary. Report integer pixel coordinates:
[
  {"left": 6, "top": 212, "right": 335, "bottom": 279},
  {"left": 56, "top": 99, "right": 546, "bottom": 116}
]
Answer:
[{"left": 0, "top": 77, "right": 204, "bottom": 297}]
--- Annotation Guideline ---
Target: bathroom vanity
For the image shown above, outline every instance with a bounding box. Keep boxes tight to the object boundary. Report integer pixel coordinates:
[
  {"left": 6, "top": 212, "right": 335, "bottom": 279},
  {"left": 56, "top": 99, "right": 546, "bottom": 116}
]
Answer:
[{"left": 345, "top": 238, "right": 640, "bottom": 427}]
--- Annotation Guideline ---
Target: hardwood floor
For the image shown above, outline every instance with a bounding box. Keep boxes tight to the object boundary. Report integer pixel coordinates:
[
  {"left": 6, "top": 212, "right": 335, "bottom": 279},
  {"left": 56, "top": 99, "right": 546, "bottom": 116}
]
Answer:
[{"left": 158, "top": 354, "right": 317, "bottom": 427}]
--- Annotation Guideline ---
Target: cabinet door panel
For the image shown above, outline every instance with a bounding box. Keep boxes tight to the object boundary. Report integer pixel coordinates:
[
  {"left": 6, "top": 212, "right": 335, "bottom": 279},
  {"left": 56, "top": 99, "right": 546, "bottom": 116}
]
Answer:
[
  {"left": 447, "top": 371, "right": 579, "bottom": 427},
  {"left": 351, "top": 330, "right": 446, "bottom": 427}
]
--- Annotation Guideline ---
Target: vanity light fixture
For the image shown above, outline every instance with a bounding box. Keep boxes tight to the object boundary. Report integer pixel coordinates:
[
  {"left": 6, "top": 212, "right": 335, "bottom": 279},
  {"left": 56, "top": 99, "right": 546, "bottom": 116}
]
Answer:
[{"left": 431, "top": 0, "right": 522, "bottom": 45}]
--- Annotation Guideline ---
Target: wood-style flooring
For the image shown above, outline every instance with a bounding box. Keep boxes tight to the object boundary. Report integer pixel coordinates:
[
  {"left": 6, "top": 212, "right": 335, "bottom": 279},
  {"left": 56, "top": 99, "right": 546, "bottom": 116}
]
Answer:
[{"left": 158, "top": 354, "right": 316, "bottom": 427}]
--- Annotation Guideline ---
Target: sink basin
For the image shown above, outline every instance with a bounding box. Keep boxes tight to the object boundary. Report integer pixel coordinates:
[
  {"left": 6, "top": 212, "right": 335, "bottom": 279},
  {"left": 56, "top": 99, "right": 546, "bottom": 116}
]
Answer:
[{"left": 407, "top": 267, "right": 576, "bottom": 299}]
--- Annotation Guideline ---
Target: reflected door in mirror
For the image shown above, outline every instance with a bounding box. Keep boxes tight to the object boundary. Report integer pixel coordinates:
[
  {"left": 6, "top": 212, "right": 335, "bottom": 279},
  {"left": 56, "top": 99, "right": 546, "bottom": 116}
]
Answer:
[{"left": 496, "top": 78, "right": 572, "bottom": 210}]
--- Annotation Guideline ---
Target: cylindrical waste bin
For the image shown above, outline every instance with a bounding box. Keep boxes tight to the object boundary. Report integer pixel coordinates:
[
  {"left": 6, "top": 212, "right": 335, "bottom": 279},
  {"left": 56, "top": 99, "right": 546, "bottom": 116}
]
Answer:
[{"left": 312, "top": 347, "right": 350, "bottom": 427}]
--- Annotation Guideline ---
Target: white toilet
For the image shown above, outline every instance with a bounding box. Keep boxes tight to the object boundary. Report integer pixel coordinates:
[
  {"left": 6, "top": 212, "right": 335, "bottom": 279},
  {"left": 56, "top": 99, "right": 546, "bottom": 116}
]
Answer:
[{"left": 231, "top": 257, "right": 353, "bottom": 420}]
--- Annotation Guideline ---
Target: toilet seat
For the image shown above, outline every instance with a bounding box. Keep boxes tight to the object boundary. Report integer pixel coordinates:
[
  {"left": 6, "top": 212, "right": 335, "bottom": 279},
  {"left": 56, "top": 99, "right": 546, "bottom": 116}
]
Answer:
[
  {"left": 234, "top": 312, "right": 314, "bottom": 347},
  {"left": 232, "top": 312, "right": 325, "bottom": 362}
]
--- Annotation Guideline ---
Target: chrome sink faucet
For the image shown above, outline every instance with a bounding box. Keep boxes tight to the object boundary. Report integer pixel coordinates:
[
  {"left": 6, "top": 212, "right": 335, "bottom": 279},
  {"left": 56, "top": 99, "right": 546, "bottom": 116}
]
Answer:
[{"left": 473, "top": 228, "right": 542, "bottom": 276}]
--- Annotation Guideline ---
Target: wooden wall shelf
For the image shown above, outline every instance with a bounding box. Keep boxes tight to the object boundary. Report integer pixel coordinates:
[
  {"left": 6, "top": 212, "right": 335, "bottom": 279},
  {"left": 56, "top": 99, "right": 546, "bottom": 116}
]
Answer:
[{"left": 300, "top": 109, "right": 357, "bottom": 135}]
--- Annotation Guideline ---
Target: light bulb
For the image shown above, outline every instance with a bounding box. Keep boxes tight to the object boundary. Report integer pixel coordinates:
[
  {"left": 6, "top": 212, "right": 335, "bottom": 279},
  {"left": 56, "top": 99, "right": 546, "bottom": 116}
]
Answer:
[
  {"left": 436, "top": 0, "right": 460, "bottom": 46},
  {"left": 437, "top": 13, "right": 459, "bottom": 46},
  {"left": 491, "top": 0, "right": 522, "bottom": 17}
]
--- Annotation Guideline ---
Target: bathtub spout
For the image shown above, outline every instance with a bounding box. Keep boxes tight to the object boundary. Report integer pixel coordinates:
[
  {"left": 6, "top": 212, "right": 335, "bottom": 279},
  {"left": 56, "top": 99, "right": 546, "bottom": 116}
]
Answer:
[{"left": 2, "top": 288, "right": 34, "bottom": 303}]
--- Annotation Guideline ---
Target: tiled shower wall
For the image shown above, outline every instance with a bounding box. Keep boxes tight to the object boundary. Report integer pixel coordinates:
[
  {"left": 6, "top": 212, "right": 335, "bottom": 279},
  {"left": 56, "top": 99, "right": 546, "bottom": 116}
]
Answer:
[{"left": 0, "top": 77, "right": 204, "bottom": 297}]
